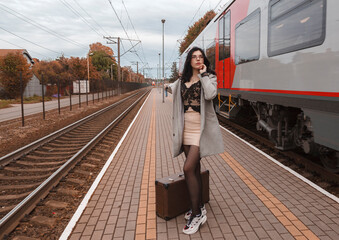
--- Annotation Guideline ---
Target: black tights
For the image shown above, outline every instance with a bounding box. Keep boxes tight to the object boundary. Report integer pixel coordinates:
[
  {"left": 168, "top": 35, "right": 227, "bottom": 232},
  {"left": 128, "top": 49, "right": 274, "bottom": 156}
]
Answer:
[{"left": 183, "top": 145, "right": 202, "bottom": 216}]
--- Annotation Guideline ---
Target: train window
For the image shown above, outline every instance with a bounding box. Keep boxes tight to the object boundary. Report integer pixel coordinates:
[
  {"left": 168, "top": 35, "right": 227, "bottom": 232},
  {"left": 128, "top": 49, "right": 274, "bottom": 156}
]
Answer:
[
  {"left": 271, "top": 0, "right": 305, "bottom": 20},
  {"left": 268, "top": 0, "right": 326, "bottom": 57},
  {"left": 204, "top": 25, "right": 217, "bottom": 70},
  {"left": 235, "top": 9, "right": 261, "bottom": 65},
  {"left": 218, "top": 11, "right": 231, "bottom": 61},
  {"left": 218, "top": 15, "right": 224, "bottom": 60}
]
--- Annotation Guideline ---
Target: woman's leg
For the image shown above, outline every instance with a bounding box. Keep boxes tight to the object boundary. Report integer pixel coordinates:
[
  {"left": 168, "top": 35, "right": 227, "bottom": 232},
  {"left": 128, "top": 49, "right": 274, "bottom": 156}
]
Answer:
[
  {"left": 183, "top": 145, "right": 201, "bottom": 216},
  {"left": 183, "top": 145, "right": 190, "bottom": 158},
  {"left": 195, "top": 161, "right": 202, "bottom": 207},
  {"left": 184, "top": 145, "right": 203, "bottom": 210}
]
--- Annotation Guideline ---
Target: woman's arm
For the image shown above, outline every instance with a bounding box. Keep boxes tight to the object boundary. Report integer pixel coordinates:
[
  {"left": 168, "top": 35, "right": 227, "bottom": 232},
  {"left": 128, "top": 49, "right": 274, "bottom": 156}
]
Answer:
[
  {"left": 165, "top": 83, "right": 172, "bottom": 94},
  {"left": 165, "top": 79, "right": 179, "bottom": 94}
]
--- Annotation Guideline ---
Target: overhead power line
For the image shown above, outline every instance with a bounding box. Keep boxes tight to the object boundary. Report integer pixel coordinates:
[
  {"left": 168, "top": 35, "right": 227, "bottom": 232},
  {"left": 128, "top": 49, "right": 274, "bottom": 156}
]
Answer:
[
  {"left": 0, "top": 38, "right": 50, "bottom": 59},
  {"left": 59, "top": 0, "right": 103, "bottom": 38},
  {"left": 179, "top": 0, "right": 206, "bottom": 41},
  {"left": 167, "top": 0, "right": 207, "bottom": 68},
  {"left": 73, "top": 0, "right": 110, "bottom": 36},
  {"left": 0, "top": 26, "right": 63, "bottom": 55},
  {"left": 121, "top": 0, "right": 149, "bottom": 68},
  {"left": 107, "top": 0, "right": 147, "bottom": 69},
  {"left": 0, "top": 4, "right": 88, "bottom": 50},
  {"left": 168, "top": 0, "right": 224, "bottom": 65}
]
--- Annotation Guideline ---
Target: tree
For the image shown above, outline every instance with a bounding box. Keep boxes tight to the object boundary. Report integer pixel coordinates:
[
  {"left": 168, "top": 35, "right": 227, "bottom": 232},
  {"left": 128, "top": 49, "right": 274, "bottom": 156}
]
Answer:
[
  {"left": 89, "top": 42, "right": 114, "bottom": 57},
  {"left": 179, "top": 10, "right": 216, "bottom": 54},
  {"left": 33, "top": 60, "right": 59, "bottom": 84},
  {"left": 91, "top": 50, "right": 115, "bottom": 72},
  {"left": 0, "top": 52, "right": 33, "bottom": 99},
  {"left": 56, "top": 55, "right": 72, "bottom": 82},
  {"left": 169, "top": 62, "right": 179, "bottom": 83},
  {"left": 121, "top": 66, "right": 132, "bottom": 82},
  {"left": 68, "top": 57, "right": 88, "bottom": 80},
  {"left": 89, "top": 42, "right": 117, "bottom": 81}
]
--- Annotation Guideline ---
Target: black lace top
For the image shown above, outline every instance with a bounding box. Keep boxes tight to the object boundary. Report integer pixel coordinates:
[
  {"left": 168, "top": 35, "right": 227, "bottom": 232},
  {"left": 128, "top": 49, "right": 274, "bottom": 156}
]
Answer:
[{"left": 181, "top": 80, "right": 201, "bottom": 113}]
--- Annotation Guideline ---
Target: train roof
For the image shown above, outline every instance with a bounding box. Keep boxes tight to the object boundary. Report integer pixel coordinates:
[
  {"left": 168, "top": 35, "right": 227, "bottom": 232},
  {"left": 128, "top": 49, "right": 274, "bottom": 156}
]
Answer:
[{"left": 213, "top": 0, "right": 236, "bottom": 23}]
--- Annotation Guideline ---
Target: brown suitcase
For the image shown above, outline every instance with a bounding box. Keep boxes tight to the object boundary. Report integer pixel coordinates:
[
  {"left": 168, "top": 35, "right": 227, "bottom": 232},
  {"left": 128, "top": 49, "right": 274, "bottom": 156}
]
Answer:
[{"left": 155, "top": 170, "right": 209, "bottom": 220}]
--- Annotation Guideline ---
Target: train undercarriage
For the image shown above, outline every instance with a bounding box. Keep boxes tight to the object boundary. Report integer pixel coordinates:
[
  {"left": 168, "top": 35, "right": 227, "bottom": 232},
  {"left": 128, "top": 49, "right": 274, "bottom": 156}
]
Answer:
[{"left": 216, "top": 95, "right": 339, "bottom": 173}]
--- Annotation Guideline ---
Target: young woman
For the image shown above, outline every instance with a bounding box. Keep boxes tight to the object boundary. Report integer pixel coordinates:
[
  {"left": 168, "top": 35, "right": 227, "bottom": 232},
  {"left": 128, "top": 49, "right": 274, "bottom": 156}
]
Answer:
[{"left": 166, "top": 47, "right": 224, "bottom": 235}]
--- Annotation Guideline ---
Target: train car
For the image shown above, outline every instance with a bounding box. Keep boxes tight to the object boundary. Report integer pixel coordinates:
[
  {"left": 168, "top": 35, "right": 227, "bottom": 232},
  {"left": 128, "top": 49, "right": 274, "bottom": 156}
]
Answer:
[{"left": 179, "top": 0, "right": 339, "bottom": 171}]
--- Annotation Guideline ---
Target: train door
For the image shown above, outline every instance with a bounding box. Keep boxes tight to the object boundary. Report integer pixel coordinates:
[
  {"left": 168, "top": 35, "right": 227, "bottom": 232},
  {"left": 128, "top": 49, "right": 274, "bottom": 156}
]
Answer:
[{"left": 218, "top": 11, "right": 231, "bottom": 89}]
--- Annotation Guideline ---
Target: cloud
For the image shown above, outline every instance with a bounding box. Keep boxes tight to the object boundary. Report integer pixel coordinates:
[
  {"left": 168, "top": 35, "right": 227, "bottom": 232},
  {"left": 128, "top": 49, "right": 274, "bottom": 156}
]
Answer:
[{"left": 0, "top": 0, "right": 224, "bottom": 78}]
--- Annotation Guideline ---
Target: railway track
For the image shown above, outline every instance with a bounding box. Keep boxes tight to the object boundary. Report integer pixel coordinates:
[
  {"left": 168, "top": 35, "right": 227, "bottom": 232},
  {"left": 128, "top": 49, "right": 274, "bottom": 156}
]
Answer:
[
  {"left": 218, "top": 115, "right": 339, "bottom": 197},
  {"left": 0, "top": 89, "right": 150, "bottom": 239}
]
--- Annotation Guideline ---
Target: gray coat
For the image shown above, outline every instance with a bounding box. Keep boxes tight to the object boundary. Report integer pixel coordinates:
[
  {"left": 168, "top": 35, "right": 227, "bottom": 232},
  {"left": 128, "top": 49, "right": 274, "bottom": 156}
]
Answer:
[{"left": 168, "top": 73, "right": 224, "bottom": 158}]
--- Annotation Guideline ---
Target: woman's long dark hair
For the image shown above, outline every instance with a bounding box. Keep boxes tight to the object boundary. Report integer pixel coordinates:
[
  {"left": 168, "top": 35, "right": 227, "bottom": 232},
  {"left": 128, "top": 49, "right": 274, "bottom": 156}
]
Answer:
[{"left": 181, "top": 46, "right": 214, "bottom": 83}]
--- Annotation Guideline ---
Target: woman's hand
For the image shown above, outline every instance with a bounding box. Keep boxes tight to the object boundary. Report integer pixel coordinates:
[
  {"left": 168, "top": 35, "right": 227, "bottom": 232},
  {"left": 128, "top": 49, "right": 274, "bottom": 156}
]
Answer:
[{"left": 199, "top": 64, "right": 207, "bottom": 74}]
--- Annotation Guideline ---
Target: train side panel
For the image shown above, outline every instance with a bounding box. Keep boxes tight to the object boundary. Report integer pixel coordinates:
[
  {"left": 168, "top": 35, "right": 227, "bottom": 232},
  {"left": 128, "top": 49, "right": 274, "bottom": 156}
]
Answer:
[{"left": 231, "top": 0, "right": 339, "bottom": 94}]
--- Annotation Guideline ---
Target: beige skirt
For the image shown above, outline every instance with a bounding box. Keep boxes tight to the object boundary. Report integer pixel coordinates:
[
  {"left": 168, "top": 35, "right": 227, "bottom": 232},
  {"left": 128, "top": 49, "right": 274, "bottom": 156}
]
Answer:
[{"left": 183, "top": 108, "right": 201, "bottom": 146}]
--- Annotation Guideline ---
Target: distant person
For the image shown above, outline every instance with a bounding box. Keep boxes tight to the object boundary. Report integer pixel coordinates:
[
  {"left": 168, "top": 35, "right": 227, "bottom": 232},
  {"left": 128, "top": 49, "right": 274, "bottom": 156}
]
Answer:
[{"left": 165, "top": 46, "right": 224, "bottom": 235}]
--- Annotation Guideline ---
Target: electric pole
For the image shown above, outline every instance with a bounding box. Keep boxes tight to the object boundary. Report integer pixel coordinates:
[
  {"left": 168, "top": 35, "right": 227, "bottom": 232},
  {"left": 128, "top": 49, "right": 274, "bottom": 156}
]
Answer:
[{"left": 104, "top": 36, "right": 141, "bottom": 93}]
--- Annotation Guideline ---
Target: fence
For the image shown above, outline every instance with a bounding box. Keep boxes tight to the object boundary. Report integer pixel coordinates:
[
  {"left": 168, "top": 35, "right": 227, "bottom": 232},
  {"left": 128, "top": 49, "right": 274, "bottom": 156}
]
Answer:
[{"left": 0, "top": 75, "right": 149, "bottom": 126}]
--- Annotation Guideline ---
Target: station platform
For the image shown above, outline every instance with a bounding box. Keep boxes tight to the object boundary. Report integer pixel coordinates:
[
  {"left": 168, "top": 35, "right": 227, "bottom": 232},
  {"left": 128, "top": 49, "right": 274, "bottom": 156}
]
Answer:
[{"left": 60, "top": 88, "right": 339, "bottom": 240}]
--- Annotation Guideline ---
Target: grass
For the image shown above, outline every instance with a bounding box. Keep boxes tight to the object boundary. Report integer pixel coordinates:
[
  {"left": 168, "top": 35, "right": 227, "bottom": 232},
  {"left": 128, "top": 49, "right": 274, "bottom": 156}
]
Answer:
[
  {"left": 0, "top": 100, "right": 12, "bottom": 109},
  {"left": 0, "top": 95, "right": 53, "bottom": 109}
]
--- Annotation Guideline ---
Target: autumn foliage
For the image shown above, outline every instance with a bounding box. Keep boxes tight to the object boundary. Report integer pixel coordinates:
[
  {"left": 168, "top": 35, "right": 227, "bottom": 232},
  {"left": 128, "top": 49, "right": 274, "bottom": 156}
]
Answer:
[
  {"left": 0, "top": 42, "right": 144, "bottom": 98},
  {"left": 90, "top": 42, "right": 114, "bottom": 56},
  {"left": 121, "top": 66, "right": 145, "bottom": 83},
  {"left": 179, "top": 10, "right": 216, "bottom": 54},
  {"left": 0, "top": 52, "right": 33, "bottom": 98}
]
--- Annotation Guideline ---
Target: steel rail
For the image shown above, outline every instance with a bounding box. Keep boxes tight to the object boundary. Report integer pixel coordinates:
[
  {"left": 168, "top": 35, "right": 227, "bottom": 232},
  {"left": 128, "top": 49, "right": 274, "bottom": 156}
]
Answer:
[
  {"left": 0, "top": 91, "right": 141, "bottom": 168},
  {"left": 0, "top": 90, "right": 150, "bottom": 238}
]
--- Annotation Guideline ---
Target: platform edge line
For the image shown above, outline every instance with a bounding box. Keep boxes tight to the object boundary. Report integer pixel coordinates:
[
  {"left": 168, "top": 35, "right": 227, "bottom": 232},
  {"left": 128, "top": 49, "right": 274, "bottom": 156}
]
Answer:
[
  {"left": 220, "top": 125, "right": 339, "bottom": 204},
  {"left": 59, "top": 91, "right": 152, "bottom": 240}
]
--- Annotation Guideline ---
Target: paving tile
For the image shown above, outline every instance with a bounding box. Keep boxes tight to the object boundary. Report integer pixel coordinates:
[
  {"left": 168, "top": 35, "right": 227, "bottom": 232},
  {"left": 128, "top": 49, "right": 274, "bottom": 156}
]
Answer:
[
  {"left": 82, "top": 225, "right": 95, "bottom": 236},
  {"left": 244, "top": 231, "right": 260, "bottom": 240},
  {"left": 69, "top": 233, "right": 81, "bottom": 240},
  {"left": 157, "top": 232, "right": 168, "bottom": 240},
  {"left": 103, "top": 224, "right": 115, "bottom": 235},
  {"left": 65, "top": 90, "right": 339, "bottom": 240},
  {"left": 253, "top": 227, "right": 270, "bottom": 239},
  {"left": 94, "top": 220, "right": 107, "bottom": 231},
  {"left": 101, "top": 235, "right": 113, "bottom": 240},
  {"left": 91, "top": 230, "right": 103, "bottom": 239},
  {"left": 73, "top": 223, "right": 86, "bottom": 233}
]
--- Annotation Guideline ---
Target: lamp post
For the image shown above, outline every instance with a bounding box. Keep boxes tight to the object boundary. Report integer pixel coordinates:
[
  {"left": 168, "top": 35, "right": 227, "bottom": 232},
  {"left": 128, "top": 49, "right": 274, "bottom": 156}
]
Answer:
[
  {"left": 87, "top": 52, "right": 93, "bottom": 105},
  {"left": 161, "top": 19, "right": 165, "bottom": 103},
  {"left": 158, "top": 53, "right": 160, "bottom": 89}
]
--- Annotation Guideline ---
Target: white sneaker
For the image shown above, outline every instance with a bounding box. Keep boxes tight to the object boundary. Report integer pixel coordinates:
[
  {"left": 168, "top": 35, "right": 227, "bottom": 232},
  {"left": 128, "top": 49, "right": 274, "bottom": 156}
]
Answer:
[
  {"left": 182, "top": 214, "right": 207, "bottom": 235},
  {"left": 184, "top": 204, "right": 206, "bottom": 221}
]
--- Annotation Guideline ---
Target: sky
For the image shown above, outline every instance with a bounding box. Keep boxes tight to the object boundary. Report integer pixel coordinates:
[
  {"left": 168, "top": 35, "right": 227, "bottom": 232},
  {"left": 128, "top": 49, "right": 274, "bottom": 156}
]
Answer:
[{"left": 0, "top": 0, "right": 230, "bottom": 79}]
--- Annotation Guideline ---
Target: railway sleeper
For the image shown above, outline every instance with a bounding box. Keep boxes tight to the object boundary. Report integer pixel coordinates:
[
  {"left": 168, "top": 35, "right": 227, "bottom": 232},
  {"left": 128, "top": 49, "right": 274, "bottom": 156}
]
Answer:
[
  {"left": 24, "top": 154, "right": 70, "bottom": 161},
  {"left": 33, "top": 149, "right": 79, "bottom": 156},
  {"left": 15, "top": 160, "right": 63, "bottom": 167},
  {"left": 4, "top": 166, "right": 59, "bottom": 173}
]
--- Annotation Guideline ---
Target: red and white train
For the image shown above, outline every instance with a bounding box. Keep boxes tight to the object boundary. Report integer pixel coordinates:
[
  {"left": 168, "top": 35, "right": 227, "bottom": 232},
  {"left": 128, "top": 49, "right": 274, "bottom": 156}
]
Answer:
[{"left": 180, "top": 0, "right": 339, "bottom": 171}]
